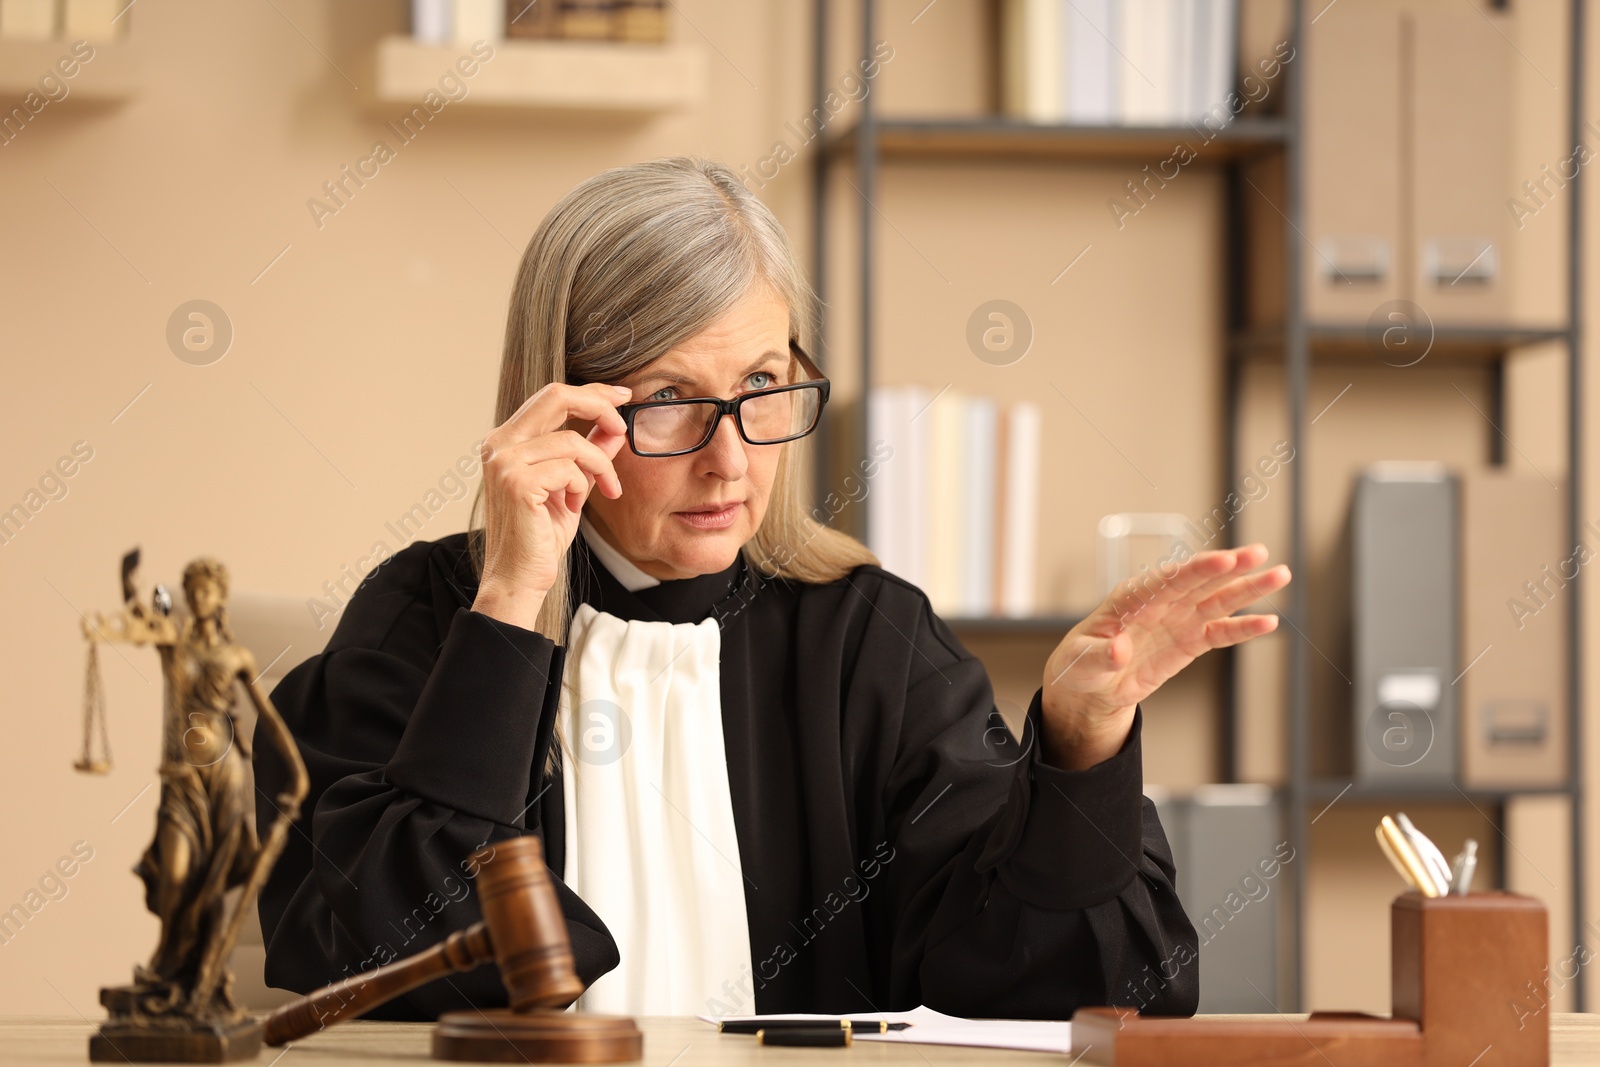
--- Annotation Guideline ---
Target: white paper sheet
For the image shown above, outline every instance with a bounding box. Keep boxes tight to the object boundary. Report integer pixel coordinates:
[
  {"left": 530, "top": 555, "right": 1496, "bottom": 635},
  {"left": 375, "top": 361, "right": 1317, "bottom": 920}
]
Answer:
[{"left": 696, "top": 1004, "right": 1075, "bottom": 1054}]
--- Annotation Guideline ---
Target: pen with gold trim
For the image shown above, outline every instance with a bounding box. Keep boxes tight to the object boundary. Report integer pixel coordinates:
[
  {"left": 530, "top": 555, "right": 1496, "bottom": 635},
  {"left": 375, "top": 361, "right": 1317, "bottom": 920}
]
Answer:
[
  {"left": 757, "top": 1028, "right": 852, "bottom": 1047},
  {"left": 1375, "top": 823, "right": 1419, "bottom": 892},
  {"left": 718, "top": 1019, "right": 911, "bottom": 1035},
  {"left": 1396, "top": 812, "right": 1453, "bottom": 893},
  {"left": 1380, "top": 814, "right": 1441, "bottom": 896}
]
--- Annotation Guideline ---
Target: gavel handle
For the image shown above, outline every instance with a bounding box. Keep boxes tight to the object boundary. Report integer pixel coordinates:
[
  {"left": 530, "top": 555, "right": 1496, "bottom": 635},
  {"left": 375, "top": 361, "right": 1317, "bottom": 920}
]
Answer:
[{"left": 263, "top": 922, "right": 495, "bottom": 1046}]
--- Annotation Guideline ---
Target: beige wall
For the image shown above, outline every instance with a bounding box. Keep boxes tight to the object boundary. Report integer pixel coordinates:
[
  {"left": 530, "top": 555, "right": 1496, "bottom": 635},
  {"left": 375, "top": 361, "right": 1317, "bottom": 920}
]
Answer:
[{"left": 1, "top": 0, "right": 1596, "bottom": 1020}]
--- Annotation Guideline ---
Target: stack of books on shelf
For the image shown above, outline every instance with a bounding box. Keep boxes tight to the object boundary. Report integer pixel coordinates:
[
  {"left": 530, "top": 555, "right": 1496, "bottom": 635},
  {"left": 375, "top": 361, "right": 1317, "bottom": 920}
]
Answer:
[
  {"left": 411, "top": 0, "right": 667, "bottom": 45},
  {"left": 867, "top": 387, "right": 1042, "bottom": 620},
  {"left": 0, "top": 0, "right": 124, "bottom": 40},
  {"left": 1000, "top": 0, "right": 1237, "bottom": 125}
]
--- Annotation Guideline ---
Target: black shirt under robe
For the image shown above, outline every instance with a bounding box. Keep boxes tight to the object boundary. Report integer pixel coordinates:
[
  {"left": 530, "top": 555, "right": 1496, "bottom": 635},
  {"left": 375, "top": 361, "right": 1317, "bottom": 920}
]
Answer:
[{"left": 253, "top": 530, "right": 1200, "bottom": 1020}]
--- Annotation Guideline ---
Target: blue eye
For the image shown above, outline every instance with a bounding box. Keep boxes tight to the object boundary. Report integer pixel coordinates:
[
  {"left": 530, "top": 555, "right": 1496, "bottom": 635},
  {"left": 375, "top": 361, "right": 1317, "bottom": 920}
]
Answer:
[
  {"left": 747, "top": 371, "right": 776, "bottom": 390},
  {"left": 648, "top": 387, "right": 676, "bottom": 401}
]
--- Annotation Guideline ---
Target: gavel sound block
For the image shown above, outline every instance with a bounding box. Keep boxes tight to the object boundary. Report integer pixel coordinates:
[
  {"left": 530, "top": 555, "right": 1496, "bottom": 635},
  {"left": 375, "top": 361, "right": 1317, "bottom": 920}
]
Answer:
[
  {"left": 263, "top": 835, "right": 642, "bottom": 1063},
  {"left": 1071, "top": 891, "right": 1549, "bottom": 1067}
]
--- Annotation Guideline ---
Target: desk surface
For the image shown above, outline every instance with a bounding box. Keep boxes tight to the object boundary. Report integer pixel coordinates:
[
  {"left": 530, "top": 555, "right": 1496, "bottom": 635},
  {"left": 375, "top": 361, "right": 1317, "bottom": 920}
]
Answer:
[{"left": 4, "top": 1014, "right": 1600, "bottom": 1065}]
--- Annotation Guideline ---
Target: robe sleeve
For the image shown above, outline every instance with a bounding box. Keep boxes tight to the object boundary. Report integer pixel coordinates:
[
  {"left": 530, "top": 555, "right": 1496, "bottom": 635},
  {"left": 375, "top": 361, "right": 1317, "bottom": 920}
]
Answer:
[
  {"left": 252, "top": 592, "right": 619, "bottom": 1022},
  {"left": 870, "top": 595, "right": 1199, "bottom": 1020}
]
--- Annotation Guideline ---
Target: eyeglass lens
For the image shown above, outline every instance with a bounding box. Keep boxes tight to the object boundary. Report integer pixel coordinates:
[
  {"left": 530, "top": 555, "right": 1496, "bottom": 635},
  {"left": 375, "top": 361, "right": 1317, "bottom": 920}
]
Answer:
[{"left": 632, "top": 387, "right": 821, "bottom": 454}]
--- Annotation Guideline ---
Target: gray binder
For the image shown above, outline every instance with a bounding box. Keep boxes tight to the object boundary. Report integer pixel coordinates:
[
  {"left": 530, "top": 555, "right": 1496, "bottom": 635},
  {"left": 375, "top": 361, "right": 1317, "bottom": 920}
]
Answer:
[
  {"left": 1352, "top": 462, "right": 1459, "bottom": 785},
  {"left": 1148, "top": 785, "right": 1282, "bottom": 1013}
]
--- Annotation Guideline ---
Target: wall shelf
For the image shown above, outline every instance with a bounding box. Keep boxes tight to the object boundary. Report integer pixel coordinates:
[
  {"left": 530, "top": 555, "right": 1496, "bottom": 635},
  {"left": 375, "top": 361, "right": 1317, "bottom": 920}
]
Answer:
[
  {"left": 822, "top": 116, "right": 1287, "bottom": 164},
  {"left": 1231, "top": 324, "right": 1572, "bottom": 364},
  {"left": 0, "top": 39, "right": 140, "bottom": 102},
  {"left": 1304, "top": 780, "right": 1572, "bottom": 804},
  {"left": 372, "top": 35, "right": 704, "bottom": 115}
]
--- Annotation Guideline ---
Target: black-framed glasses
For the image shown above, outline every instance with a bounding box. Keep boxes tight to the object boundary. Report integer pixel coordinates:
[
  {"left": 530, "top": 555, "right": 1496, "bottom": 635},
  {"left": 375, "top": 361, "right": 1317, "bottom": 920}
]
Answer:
[{"left": 612, "top": 340, "right": 831, "bottom": 458}]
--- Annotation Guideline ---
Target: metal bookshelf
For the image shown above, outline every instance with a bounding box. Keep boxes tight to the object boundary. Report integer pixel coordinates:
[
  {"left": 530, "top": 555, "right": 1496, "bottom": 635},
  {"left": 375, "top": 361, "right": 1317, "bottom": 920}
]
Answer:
[
  {"left": 1266, "top": 0, "right": 1587, "bottom": 1013},
  {"left": 811, "top": 0, "right": 1587, "bottom": 1013}
]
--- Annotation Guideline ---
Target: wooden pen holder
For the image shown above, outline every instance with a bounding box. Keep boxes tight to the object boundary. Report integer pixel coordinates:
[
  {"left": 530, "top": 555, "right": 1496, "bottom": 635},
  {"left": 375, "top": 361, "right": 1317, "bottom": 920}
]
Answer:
[
  {"left": 1071, "top": 891, "right": 1550, "bottom": 1067},
  {"left": 1392, "top": 891, "right": 1549, "bottom": 1067}
]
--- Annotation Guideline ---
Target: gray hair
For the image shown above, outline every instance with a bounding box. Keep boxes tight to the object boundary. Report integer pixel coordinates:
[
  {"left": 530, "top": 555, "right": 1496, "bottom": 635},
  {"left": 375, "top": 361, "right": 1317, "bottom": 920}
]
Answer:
[{"left": 470, "top": 157, "right": 877, "bottom": 646}]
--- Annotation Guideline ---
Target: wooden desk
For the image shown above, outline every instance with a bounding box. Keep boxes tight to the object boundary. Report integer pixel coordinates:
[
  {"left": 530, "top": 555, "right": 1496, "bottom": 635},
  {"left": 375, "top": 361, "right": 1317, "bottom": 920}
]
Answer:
[{"left": 4, "top": 1014, "right": 1600, "bottom": 1064}]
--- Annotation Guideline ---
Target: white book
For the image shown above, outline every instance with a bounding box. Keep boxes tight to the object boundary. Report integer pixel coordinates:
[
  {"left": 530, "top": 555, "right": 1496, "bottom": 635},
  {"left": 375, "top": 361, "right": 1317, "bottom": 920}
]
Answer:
[
  {"left": 411, "top": 0, "right": 452, "bottom": 44},
  {"left": 903, "top": 387, "right": 931, "bottom": 594},
  {"left": 1001, "top": 0, "right": 1061, "bottom": 121},
  {"left": 962, "top": 397, "right": 999, "bottom": 616},
  {"left": 926, "top": 390, "right": 967, "bottom": 616},
  {"left": 452, "top": 0, "right": 503, "bottom": 43},
  {"left": 1201, "top": 0, "right": 1238, "bottom": 125},
  {"left": 1172, "top": 0, "right": 1197, "bottom": 121},
  {"left": 867, "top": 388, "right": 900, "bottom": 575},
  {"left": 1002, "top": 402, "right": 1042, "bottom": 617},
  {"left": 1187, "top": 0, "right": 1212, "bottom": 120},
  {"left": 1063, "top": 0, "right": 1118, "bottom": 124},
  {"left": 1117, "top": 0, "right": 1160, "bottom": 124}
]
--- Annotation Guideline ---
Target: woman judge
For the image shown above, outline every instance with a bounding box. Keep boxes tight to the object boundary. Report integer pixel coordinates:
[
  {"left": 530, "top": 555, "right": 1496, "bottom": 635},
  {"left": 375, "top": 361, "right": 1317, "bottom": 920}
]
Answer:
[{"left": 253, "top": 157, "right": 1291, "bottom": 1022}]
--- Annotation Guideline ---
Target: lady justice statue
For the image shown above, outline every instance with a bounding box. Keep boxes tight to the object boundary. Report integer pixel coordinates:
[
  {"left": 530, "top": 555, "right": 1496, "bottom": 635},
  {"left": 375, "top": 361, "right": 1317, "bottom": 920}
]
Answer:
[{"left": 76, "top": 548, "right": 308, "bottom": 1062}]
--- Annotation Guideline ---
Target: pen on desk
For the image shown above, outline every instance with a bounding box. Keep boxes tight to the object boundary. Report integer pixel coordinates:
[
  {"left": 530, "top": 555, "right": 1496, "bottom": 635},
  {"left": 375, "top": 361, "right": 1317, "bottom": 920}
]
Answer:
[
  {"left": 1380, "top": 815, "right": 1441, "bottom": 897},
  {"left": 1376, "top": 823, "right": 1419, "bottom": 892},
  {"left": 719, "top": 1019, "right": 911, "bottom": 1035},
  {"left": 1396, "top": 812, "right": 1453, "bottom": 893},
  {"left": 1450, "top": 839, "right": 1478, "bottom": 896},
  {"left": 757, "top": 1028, "right": 852, "bottom": 1047}
]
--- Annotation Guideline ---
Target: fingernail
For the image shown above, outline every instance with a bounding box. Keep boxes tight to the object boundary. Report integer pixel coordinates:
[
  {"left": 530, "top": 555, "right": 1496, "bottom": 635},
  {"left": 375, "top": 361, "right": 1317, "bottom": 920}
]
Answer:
[{"left": 612, "top": 385, "right": 632, "bottom": 395}]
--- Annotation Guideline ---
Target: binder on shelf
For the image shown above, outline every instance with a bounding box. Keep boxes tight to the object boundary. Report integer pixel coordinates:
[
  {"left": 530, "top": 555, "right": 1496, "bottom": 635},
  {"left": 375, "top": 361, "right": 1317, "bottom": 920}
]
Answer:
[
  {"left": 1459, "top": 472, "right": 1568, "bottom": 788},
  {"left": 1303, "top": 4, "right": 1402, "bottom": 324},
  {"left": 1146, "top": 784, "right": 1281, "bottom": 1013},
  {"left": 1352, "top": 463, "right": 1459, "bottom": 787},
  {"left": 1302, "top": 6, "right": 1512, "bottom": 327},
  {"left": 1411, "top": 9, "right": 1511, "bottom": 324}
]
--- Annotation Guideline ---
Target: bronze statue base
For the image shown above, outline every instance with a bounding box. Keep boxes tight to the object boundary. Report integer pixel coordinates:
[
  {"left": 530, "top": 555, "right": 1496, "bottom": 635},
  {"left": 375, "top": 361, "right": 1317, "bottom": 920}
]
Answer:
[
  {"left": 90, "top": 983, "right": 260, "bottom": 1063},
  {"left": 90, "top": 1017, "right": 261, "bottom": 1063},
  {"left": 433, "top": 1009, "right": 643, "bottom": 1063}
]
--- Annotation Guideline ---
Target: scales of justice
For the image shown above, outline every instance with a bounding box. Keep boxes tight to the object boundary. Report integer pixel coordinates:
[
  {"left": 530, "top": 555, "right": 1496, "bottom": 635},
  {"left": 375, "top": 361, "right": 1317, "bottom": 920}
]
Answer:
[
  {"left": 73, "top": 548, "right": 309, "bottom": 1062},
  {"left": 73, "top": 548, "right": 642, "bottom": 1064}
]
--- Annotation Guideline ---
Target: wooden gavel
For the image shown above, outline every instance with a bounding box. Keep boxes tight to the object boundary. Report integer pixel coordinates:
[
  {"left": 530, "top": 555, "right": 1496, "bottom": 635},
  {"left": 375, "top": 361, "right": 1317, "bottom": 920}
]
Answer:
[{"left": 263, "top": 834, "right": 585, "bottom": 1046}]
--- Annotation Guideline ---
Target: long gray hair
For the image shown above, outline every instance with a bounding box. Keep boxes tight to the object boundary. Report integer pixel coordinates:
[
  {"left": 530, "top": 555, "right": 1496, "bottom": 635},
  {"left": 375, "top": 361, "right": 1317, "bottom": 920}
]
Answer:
[{"left": 469, "top": 157, "right": 878, "bottom": 645}]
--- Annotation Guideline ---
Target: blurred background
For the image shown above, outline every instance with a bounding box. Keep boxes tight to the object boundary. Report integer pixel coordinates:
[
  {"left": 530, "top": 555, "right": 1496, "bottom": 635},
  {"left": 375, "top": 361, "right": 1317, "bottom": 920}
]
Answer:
[{"left": 0, "top": 0, "right": 1594, "bottom": 1020}]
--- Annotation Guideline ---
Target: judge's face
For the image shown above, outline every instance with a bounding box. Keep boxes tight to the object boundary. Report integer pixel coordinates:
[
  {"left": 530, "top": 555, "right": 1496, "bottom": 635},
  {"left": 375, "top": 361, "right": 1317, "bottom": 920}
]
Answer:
[{"left": 579, "top": 284, "right": 791, "bottom": 582}]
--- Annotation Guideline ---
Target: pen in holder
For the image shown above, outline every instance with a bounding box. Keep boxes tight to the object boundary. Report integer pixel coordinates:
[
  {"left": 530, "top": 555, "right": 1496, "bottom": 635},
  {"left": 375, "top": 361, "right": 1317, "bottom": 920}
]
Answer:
[{"left": 1071, "top": 890, "right": 1550, "bottom": 1067}]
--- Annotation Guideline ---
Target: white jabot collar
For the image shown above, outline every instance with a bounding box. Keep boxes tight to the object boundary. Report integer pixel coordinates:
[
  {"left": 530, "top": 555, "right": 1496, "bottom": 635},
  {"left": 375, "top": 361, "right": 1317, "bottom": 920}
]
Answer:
[{"left": 578, "top": 513, "right": 661, "bottom": 592}]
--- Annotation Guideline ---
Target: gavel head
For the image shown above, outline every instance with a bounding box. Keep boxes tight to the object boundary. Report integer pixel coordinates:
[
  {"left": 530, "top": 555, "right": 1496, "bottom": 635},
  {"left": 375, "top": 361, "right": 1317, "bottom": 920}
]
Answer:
[{"left": 471, "top": 836, "right": 587, "bottom": 1012}]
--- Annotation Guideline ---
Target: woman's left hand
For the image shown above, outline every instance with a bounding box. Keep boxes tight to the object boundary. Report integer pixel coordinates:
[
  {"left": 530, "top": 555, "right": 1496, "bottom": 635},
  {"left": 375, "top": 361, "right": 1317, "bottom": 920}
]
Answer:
[{"left": 1038, "top": 543, "right": 1291, "bottom": 771}]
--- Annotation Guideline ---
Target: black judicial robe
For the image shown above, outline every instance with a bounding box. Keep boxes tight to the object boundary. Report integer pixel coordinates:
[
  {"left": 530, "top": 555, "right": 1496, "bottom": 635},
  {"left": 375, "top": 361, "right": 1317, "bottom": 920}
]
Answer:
[{"left": 253, "top": 530, "right": 1200, "bottom": 1020}]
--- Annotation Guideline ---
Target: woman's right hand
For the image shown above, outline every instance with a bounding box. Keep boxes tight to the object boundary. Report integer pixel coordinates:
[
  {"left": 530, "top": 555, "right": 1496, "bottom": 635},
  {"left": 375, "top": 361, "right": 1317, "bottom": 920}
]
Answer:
[{"left": 471, "top": 381, "right": 632, "bottom": 632}]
